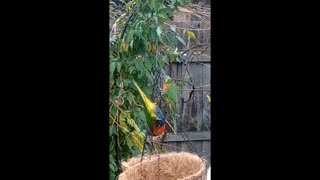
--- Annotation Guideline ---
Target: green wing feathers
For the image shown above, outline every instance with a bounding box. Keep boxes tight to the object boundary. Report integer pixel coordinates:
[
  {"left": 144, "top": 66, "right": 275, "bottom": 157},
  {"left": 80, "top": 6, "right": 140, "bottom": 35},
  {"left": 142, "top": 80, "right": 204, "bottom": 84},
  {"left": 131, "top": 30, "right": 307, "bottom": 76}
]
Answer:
[{"left": 163, "top": 83, "right": 178, "bottom": 112}]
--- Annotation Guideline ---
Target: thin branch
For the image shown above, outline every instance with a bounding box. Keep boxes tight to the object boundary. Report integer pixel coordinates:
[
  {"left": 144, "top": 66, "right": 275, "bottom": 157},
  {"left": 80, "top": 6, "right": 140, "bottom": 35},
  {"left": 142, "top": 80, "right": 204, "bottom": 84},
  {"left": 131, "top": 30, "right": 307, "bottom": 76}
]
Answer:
[
  {"left": 164, "top": 22, "right": 210, "bottom": 31},
  {"left": 120, "top": 12, "right": 134, "bottom": 39},
  {"left": 180, "top": 43, "right": 210, "bottom": 55},
  {"left": 133, "top": 98, "right": 144, "bottom": 108},
  {"left": 165, "top": 115, "right": 177, "bottom": 135}
]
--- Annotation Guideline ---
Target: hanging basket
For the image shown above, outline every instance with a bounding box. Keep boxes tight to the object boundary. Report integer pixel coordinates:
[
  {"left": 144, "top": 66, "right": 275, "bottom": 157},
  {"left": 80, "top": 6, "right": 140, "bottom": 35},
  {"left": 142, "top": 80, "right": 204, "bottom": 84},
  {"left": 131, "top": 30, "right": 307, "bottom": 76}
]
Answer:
[{"left": 119, "top": 152, "right": 207, "bottom": 180}]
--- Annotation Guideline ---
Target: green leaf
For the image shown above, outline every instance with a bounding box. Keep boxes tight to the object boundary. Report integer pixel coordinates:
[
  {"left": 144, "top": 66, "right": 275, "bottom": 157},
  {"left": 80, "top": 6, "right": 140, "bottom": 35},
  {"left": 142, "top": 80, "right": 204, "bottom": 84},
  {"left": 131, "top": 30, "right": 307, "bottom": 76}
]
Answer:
[
  {"left": 166, "top": 33, "right": 177, "bottom": 47},
  {"left": 130, "top": 131, "right": 145, "bottom": 152},
  {"left": 158, "top": 13, "right": 168, "bottom": 22},
  {"left": 147, "top": 0, "right": 155, "bottom": 9},
  {"left": 156, "top": 26, "right": 162, "bottom": 38},
  {"left": 179, "top": 0, "right": 189, "bottom": 6},
  {"left": 150, "top": 27, "right": 157, "bottom": 40},
  {"left": 144, "top": 60, "right": 152, "bottom": 71},
  {"left": 130, "top": 40, "right": 134, "bottom": 49},
  {"left": 162, "top": 55, "right": 169, "bottom": 64},
  {"left": 109, "top": 125, "right": 116, "bottom": 136},
  {"left": 125, "top": 136, "right": 133, "bottom": 149},
  {"left": 142, "top": 86, "right": 153, "bottom": 96},
  {"left": 172, "top": 0, "right": 176, "bottom": 7},
  {"left": 129, "top": 66, "right": 135, "bottom": 74},
  {"left": 146, "top": 72, "right": 153, "bottom": 82},
  {"left": 109, "top": 154, "right": 117, "bottom": 167},
  {"left": 176, "top": 35, "right": 186, "bottom": 46},
  {"left": 187, "top": 30, "right": 196, "bottom": 39},
  {"left": 110, "top": 163, "right": 115, "bottom": 172},
  {"left": 123, "top": 79, "right": 130, "bottom": 87},
  {"left": 110, "top": 62, "right": 116, "bottom": 74},
  {"left": 110, "top": 62, "right": 116, "bottom": 80},
  {"left": 125, "top": 1, "right": 134, "bottom": 12},
  {"left": 135, "top": 60, "right": 143, "bottom": 69},
  {"left": 158, "top": 57, "right": 165, "bottom": 67},
  {"left": 116, "top": 62, "right": 121, "bottom": 73},
  {"left": 110, "top": 172, "right": 116, "bottom": 180},
  {"left": 137, "top": 110, "right": 147, "bottom": 129},
  {"left": 127, "top": 92, "right": 133, "bottom": 105}
]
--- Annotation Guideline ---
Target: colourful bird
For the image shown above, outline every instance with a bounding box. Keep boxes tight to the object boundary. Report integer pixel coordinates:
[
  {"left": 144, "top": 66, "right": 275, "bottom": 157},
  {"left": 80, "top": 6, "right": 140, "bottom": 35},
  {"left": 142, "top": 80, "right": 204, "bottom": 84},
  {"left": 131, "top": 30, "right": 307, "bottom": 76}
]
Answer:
[
  {"left": 132, "top": 80, "right": 166, "bottom": 136},
  {"left": 162, "top": 74, "right": 172, "bottom": 93},
  {"left": 162, "top": 74, "right": 173, "bottom": 110}
]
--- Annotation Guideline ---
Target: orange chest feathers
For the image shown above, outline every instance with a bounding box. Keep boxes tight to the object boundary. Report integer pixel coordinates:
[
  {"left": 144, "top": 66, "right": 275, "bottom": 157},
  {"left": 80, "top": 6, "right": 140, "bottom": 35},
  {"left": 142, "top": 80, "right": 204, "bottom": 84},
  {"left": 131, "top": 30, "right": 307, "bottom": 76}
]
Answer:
[{"left": 152, "top": 123, "right": 166, "bottom": 136}]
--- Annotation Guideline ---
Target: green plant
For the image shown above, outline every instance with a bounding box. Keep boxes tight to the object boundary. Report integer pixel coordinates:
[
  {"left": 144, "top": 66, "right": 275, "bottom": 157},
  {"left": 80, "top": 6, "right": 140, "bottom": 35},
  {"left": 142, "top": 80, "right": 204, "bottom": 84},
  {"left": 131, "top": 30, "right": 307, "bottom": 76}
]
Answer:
[{"left": 109, "top": 0, "right": 191, "bottom": 179}]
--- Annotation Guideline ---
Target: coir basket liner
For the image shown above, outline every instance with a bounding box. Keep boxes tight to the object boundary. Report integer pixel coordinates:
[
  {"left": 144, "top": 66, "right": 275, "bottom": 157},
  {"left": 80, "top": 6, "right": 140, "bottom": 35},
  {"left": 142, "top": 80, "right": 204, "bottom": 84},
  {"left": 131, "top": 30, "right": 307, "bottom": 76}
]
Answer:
[{"left": 119, "top": 152, "right": 206, "bottom": 180}]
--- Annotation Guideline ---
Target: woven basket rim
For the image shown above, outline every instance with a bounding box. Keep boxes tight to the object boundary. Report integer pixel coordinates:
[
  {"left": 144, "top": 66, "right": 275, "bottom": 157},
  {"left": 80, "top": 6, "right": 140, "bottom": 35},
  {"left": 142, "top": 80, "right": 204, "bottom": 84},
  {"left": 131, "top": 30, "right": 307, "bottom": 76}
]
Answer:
[{"left": 119, "top": 152, "right": 207, "bottom": 180}]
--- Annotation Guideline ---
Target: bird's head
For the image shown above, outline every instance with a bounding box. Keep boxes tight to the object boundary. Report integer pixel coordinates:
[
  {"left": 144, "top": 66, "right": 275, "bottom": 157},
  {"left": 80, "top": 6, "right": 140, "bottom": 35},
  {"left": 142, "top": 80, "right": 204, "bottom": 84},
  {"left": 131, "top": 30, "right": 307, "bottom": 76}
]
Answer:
[{"left": 162, "top": 75, "right": 172, "bottom": 84}]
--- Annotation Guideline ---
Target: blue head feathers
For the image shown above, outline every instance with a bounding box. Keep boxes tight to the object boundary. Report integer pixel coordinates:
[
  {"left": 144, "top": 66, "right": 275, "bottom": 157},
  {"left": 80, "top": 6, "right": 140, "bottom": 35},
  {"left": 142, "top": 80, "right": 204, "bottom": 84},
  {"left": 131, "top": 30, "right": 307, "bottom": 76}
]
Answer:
[{"left": 162, "top": 75, "right": 171, "bottom": 83}]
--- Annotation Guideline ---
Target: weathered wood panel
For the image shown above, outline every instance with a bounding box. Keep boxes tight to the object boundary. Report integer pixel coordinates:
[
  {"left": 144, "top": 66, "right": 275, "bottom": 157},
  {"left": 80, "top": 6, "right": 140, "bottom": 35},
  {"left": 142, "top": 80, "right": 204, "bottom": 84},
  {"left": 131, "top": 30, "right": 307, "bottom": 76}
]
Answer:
[
  {"left": 167, "top": 61, "right": 210, "bottom": 132},
  {"left": 201, "top": 140, "right": 211, "bottom": 168},
  {"left": 163, "top": 58, "right": 211, "bottom": 165},
  {"left": 165, "top": 132, "right": 211, "bottom": 142},
  {"left": 202, "top": 61, "right": 211, "bottom": 131},
  {"left": 163, "top": 132, "right": 211, "bottom": 166}
]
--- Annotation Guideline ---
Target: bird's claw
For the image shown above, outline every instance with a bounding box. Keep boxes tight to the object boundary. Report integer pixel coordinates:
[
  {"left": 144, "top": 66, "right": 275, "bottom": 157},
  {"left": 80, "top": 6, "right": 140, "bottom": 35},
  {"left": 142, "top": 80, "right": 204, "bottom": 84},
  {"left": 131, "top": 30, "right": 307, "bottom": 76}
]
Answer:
[{"left": 152, "top": 132, "right": 165, "bottom": 143}]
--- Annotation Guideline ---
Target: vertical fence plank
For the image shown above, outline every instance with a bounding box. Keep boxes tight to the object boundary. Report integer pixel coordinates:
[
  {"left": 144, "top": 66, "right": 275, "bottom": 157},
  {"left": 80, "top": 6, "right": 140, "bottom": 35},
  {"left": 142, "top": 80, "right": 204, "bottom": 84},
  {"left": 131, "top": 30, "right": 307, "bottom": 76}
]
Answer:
[
  {"left": 189, "top": 64, "right": 203, "bottom": 131},
  {"left": 202, "top": 62, "right": 211, "bottom": 131},
  {"left": 202, "top": 140, "right": 211, "bottom": 167}
]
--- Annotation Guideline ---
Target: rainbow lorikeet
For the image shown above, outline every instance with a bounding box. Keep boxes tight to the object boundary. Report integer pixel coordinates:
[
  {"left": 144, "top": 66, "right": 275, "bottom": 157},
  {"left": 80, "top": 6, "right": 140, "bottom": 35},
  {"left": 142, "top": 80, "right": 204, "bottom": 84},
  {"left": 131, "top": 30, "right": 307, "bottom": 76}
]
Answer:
[
  {"left": 162, "top": 74, "right": 171, "bottom": 92},
  {"left": 162, "top": 74, "right": 173, "bottom": 110},
  {"left": 161, "top": 74, "right": 180, "bottom": 134},
  {"left": 132, "top": 80, "right": 166, "bottom": 136}
]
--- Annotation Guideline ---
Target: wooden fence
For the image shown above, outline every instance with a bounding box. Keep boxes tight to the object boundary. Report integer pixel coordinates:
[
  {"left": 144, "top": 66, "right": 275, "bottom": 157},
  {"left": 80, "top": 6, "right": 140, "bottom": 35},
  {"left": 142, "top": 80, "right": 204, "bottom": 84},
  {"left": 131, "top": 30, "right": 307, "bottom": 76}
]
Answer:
[
  {"left": 162, "top": 8, "right": 211, "bottom": 165},
  {"left": 162, "top": 44, "right": 211, "bottom": 166},
  {"left": 162, "top": 56, "right": 211, "bottom": 166}
]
